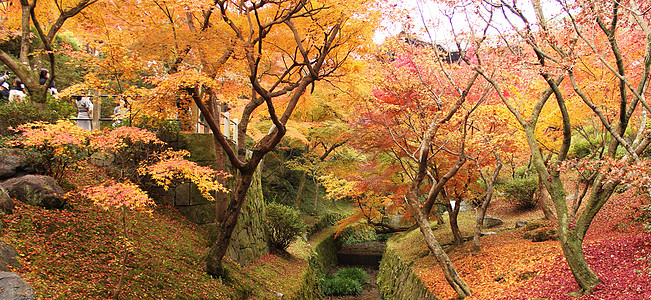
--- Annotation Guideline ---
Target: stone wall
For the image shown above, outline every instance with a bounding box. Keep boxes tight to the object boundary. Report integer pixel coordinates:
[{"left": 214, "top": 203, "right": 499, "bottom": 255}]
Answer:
[
  {"left": 377, "top": 245, "right": 438, "bottom": 300},
  {"left": 222, "top": 168, "right": 268, "bottom": 266},
  {"left": 168, "top": 133, "right": 269, "bottom": 266},
  {"left": 288, "top": 228, "right": 339, "bottom": 300}
]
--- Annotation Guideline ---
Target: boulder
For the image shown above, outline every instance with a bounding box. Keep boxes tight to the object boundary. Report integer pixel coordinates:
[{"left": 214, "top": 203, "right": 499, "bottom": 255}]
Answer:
[
  {"left": 0, "top": 175, "right": 65, "bottom": 209},
  {"left": 0, "top": 244, "right": 21, "bottom": 272},
  {"left": 0, "top": 272, "right": 35, "bottom": 300},
  {"left": 0, "top": 187, "right": 14, "bottom": 214},
  {"left": 523, "top": 227, "right": 558, "bottom": 242},
  {"left": 515, "top": 220, "right": 528, "bottom": 228},
  {"left": 0, "top": 150, "right": 28, "bottom": 180},
  {"left": 483, "top": 215, "right": 504, "bottom": 228}
]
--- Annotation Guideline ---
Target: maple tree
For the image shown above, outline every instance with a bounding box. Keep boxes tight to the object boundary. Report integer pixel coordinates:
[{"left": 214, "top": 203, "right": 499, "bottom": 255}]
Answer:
[
  {"left": 340, "top": 29, "right": 509, "bottom": 296},
  {"left": 74, "top": 0, "right": 381, "bottom": 277},
  {"left": 8, "top": 120, "right": 91, "bottom": 180},
  {"left": 284, "top": 89, "right": 352, "bottom": 210},
  {"left": 439, "top": 0, "right": 651, "bottom": 293}
]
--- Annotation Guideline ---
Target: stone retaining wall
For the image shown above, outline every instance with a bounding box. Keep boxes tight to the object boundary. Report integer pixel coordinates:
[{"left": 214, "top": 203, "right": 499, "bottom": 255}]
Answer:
[
  {"left": 288, "top": 228, "right": 339, "bottom": 300},
  {"left": 377, "top": 245, "right": 438, "bottom": 300},
  {"left": 168, "top": 133, "right": 269, "bottom": 266}
]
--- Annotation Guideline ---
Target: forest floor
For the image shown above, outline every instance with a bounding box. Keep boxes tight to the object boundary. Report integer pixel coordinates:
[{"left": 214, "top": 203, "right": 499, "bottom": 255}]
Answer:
[{"left": 404, "top": 188, "right": 651, "bottom": 300}]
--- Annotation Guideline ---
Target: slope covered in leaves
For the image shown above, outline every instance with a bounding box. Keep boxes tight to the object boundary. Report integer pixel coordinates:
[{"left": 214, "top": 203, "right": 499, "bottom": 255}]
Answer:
[
  {"left": 2, "top": 197, "right": 242, "bottom": 299},
  {"left": 389, "top": 189, "right": 651, "bottom": 299}
]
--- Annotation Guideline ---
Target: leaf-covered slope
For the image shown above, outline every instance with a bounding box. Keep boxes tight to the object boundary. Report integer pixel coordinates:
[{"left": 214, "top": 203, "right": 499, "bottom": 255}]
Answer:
[{"left": 2, "top": 197, "right": 239, "bottom": 299}]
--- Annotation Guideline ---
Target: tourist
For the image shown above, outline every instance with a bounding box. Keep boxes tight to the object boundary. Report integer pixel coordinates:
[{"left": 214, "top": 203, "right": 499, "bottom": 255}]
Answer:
[
  {"left": 8, "top": 78, "right": 26, "bottom": 102},
  {"left": 39, "top": 69, "right": 58, "bottom": 97},
  {"left": 75, "top": 95, "right": 93, "bottom": 130},
  {"left": 112, "top": 98, "right": 129, "bottom": 126},
  {"left": 0, "top": 82, "right": 9, "bottom": 103}
]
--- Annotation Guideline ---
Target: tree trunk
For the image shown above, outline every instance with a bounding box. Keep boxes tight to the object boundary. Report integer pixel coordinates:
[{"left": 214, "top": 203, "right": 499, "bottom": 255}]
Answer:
[
  {"left": 538, "top": 174, "right": 557, "bottom": 221},
  {"left": 560, "top": 234, "right": 601, "bottom": 293},
  {"left": 294, "top": 171, "right": 307, "bottom": 209},
  {"left": 407, "top": 196, "right": 472, "bottom": 298},
  {"left": 205, "top": 171, "right": 254, "bottom": 277},
  {"left": 524, "top": 126, "right": 601, "bottom": 292},
  {"left": 448, "top": 201, "right": 463, "bottom": 246},
  {"left": 312, "top": 175, "right": 319, "bottom": 212},
  {"left": 472, "top": 203, "right": 488, "bottom": 253}
]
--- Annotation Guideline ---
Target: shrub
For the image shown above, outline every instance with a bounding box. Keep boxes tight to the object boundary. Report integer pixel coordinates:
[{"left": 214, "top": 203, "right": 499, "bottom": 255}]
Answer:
[
  {"left": 8, "top": 120, "right": 91, "bottom": 181},
  {"left": 0, "top": 97, "right": 76, "bottom": 137},
  {"left": 335, "top": 225, "right": 377, "bottom": 247},
  {"left": 336, "top": 267, "right": 367, "bottom": 285},
  {"left": 500, "top": 175, "right": 539, "bottom": 209},
  {"left": 305, "top": 212, "right": 346, "bottom": 237},
  {"left": 321, "top": 276, "right": 362, "bottom": 296},
  {"left": 264, "top": 202, "right": 305, "bottom": 250}
]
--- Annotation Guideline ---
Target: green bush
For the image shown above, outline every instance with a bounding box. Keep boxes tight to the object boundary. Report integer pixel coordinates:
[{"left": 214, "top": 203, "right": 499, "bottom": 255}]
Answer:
[
  {"left": 306, "top": 212, "right": 346, "bottom": 237},
  {"left": 0, "top": 97, "right": 75, "bottom": 137},
  {"left": 321, "top": 276, "right": 363, "bottom": 296},
  {"left": 264, "top": 202, "right": 306, "bottom": 250},
  {"left": 337, "top": 267, "right": 367, "bottom": 285},
  {"left": 500, "top": 175, "right": 539, "bottom": 209},
  {"left": 335, "top": 225, "right": 377, "bottom": 247}
]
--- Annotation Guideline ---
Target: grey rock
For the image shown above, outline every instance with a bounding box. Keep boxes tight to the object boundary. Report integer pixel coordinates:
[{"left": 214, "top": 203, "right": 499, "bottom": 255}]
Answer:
[
  {"left": 0, "top": 244, "right": 21, "bottom": 272},
  {"left": 515, "top": 220, "right": 528, "bottom": 228},
  {"left": 483, "top": 215, "right": 504, "bottom": 228},
  {"left": 0, "top": 272, "right": 35, "bottom": 300},
  {"left": 0, "top": 175, "right": 65, "bottom": 209},
  {"left": 0, "top": 150, "right": 28, "bottom": 180},
  {"left": 0, "top": 186, "right": 14, "bottom": 214}
]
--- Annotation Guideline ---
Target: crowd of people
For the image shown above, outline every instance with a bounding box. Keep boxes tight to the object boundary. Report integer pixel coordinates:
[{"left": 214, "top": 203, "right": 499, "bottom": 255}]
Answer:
[{"left": 0, "top": 68, "right": 58, "bottom": 103}]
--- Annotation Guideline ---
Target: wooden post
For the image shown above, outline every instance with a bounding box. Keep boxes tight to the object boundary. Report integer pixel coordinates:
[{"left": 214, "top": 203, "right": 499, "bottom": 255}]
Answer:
[
  {"left": 233, "top": 118, "right": 239, "bottom": 148},
  {"left": 223, "top": 111, "right": 230, "bottom": 139},
  {"left": 191, "top": 103, "right": 200, "bottom": 133},
  {"left": 91, "top": 90, "right": 101, "bottom": 130}
]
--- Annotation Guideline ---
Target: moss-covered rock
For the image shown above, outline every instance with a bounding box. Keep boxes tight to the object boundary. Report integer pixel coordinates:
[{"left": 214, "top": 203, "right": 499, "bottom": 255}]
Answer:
[
  {"left": 523, "top": 227, "right": 558, "bottom": 242},
  {"left": 377, "top": 244, "right": 438, "bottom": 300},
  {"left": 0, "top": 175, "right": 65, "bottom": 209}
]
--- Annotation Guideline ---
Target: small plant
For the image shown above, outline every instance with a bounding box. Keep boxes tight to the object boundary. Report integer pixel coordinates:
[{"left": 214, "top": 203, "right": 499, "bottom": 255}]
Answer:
[
  {"left": 337, "top": 267, "right": 367, "bottom": 285},
  {"left": 264, "top": 202, "right": 305, "bottom": 250},
  {"left": 8, "top": 120, "right": 91, "bottom": 181},
  {"left": 321, "top": 275, "right": 363, "bottom": 296},
  {"left": 500, "top": 175, "right": 539, "bottom": 210}
]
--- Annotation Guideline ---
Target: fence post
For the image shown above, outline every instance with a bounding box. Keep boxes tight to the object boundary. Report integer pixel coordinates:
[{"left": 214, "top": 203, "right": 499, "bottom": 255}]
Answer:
[
  {"left": 191, "top": 102, "right": 200, "bottom": 133},
  {"left": 233, "top": 118, "right": 239, "bottom": 148},
  {"left": 91, "top": 90, "right": 101, "bottom": 130},
  {"left": 223, "top": 111, "right": 230, "bottom": 139}
]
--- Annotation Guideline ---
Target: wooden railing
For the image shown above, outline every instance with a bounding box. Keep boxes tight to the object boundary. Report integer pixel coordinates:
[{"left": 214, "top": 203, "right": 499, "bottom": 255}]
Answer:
[{"left": 70, "top": 93, "right": 240, "bottom": 147}]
